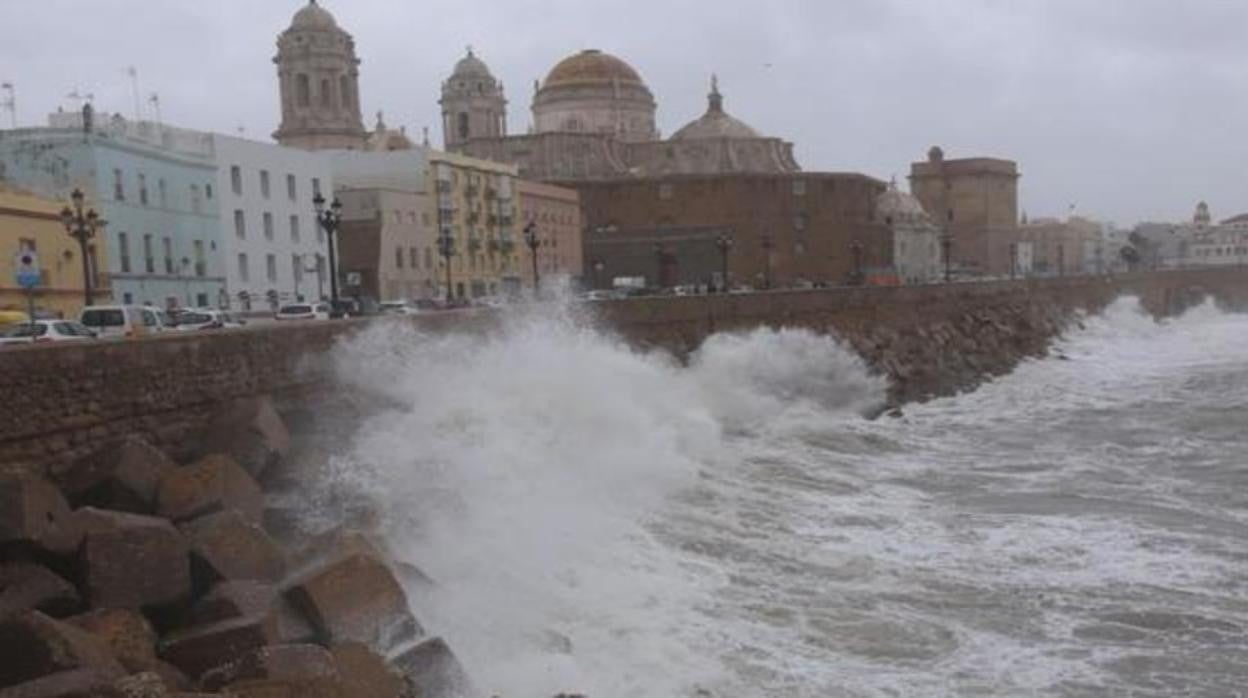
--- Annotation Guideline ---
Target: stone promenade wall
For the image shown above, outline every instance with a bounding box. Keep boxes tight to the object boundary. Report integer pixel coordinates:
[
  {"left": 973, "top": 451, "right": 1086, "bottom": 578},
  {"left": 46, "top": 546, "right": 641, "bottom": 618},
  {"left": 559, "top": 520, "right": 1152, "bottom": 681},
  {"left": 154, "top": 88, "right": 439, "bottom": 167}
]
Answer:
[{"left": 1, "top": 268, "right": 1245, "bottom": 477}]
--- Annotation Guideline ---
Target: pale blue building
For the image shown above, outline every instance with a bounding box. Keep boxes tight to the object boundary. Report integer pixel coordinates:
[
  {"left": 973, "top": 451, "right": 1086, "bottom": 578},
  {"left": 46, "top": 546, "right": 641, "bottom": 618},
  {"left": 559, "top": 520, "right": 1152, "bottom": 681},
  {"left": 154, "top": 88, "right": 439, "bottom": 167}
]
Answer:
[{"left": 0, "top": 113, "right": 226, "bottom": 308}]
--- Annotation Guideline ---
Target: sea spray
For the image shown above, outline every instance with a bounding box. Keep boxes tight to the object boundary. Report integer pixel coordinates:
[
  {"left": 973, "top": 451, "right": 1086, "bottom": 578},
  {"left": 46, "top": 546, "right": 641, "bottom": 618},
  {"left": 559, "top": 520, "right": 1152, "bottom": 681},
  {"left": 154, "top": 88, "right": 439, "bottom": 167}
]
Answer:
[{"left": 326, "top": 302, "right": 885, "bottom": 697}]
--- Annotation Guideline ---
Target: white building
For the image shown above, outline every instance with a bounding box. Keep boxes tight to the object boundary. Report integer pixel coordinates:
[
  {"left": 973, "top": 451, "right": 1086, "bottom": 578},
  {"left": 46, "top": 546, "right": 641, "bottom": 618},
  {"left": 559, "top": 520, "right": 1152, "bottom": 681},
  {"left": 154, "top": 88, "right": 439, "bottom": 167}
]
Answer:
[
  {"left": 875, "top": 181, "right": 944, "bottom": 284},
  {"left": 210, "top": 135, "right": 335, "bottom": 310}
]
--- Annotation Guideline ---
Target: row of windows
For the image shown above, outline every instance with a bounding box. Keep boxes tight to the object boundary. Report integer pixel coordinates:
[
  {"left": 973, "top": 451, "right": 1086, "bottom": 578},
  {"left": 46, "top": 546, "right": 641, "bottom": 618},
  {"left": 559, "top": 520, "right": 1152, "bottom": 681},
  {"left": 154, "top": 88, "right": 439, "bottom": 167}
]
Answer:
[
  {"left": 116, "top": 232, "right": 206, "bottom": 276},
  {"left": 229, "top": 166, "right": 322, "bottom": 203},
  {"left": 113, "top": 169, "right": 214, "bottom": 213},
  {"left": 655, "top": 179, "right": 810, "bottom": 201},
  {"left": 294, "top": 73, "right": 355, "bottom": 112},
  {"left": 233, "top": 210, "right": 324, "bottom": 245},
  {"left": 236, "top": 252, "right": 324, "bottom": 284},
  {"left": 1193, "top": 246, "right": 1247, "bottom": 257}
]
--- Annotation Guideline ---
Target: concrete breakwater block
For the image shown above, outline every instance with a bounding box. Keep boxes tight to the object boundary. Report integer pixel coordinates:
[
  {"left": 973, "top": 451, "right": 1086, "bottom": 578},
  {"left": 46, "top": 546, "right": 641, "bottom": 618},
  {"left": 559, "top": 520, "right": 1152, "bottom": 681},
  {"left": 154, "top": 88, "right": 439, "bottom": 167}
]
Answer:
[
  {"left": 332, "top": 642, "right": 406, "bottom": 698},
  {"left": 156, "top": 455, "right": 264, "bottom": 526},
  {"left": 0, "top": 561, "right": 81, "bottom": 619},
  {"left": 53, "top": 436, "right": 175, "bottom": 515},
  {"left": 199, "top": 643, "right": 339, "bottom": 692},
  {"left": 180, "top": 511, "right": 287, "bottom": 591},
  {"left": 186, "top": 580, "right": 316, "bottom": 647},
  {"left": 201, "top": 397, "right": 292, "bottom": 480},
  {"left": 0, "top": 474, "right": 83, "bottom": 557},
  {"left": 0, "top": 610, "right": 126, "bottom": 690},
  {"left": 388, "top": 637, "right": 480, "bottom": 698},
  {"left": 75, "top": 508, "right": 191, "bottom": 612},
  {"left": 284, "top": 552, "right": 422, "bottom": 653},
  {"left": 158, "top": 613, "right": 282, "bottom": 681},
  {"left": 65, "top": 609, "right": 159, "bottom": 674}
]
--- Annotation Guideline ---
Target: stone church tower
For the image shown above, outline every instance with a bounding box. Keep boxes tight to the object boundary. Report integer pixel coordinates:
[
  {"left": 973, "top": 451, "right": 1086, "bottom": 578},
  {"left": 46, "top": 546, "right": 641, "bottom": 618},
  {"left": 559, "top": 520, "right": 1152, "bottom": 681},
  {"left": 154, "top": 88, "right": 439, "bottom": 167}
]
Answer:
[
  {"left": 440, "top": 49, "right": 507, "bottom": 150},
  {"left": 273, "top": 1, "right": 367, "bottom": 150}
]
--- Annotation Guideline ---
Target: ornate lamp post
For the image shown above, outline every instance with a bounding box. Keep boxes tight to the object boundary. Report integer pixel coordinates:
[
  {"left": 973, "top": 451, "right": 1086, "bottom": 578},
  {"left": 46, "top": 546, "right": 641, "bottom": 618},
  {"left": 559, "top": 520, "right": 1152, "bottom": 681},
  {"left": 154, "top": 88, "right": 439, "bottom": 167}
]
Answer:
[
  {"left": 714, "top": 234, "right": 734, "bottom": 293},
  {"left": 849, "top": 239, "right": 865, "bottom": 286},
  {"left": 437, "top": 228, "right": 456, "bottom": 302},
  {"left": 523, "top": 222, "right": 540, "bottom": 291},
  {"left": 59, "top": 188, "right": 103, "bottom": 305},
  {"left": 312, "top": 193, "right": 343, "bottom": 306},
  {"left": 761, "top": 234, "right": 774, "bottom": 289}
]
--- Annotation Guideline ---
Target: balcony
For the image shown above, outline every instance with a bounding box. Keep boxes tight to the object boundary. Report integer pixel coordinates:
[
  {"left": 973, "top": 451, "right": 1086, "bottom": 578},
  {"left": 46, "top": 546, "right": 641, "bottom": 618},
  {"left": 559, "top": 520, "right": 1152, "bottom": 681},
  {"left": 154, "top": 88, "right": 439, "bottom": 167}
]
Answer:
[
  {"left": 485, "top": 188, "right": 497, "bottom": 199},
  {"left": 467, "top": 237, "right": 483, "bottom": 253},
  {"left": 436, "top": 180, "right": 452, "bottom": 193},
  {"left": 465, "top": 185, "right": 480, "bottom": 197}
]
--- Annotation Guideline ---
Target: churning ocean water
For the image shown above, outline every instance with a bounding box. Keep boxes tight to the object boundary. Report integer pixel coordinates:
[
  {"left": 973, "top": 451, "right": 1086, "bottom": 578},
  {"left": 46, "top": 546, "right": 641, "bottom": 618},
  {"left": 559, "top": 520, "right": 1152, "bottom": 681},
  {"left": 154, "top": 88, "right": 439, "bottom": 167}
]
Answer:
[{"left": 326, "top": 297, "right": 1248, "bottom": 697}]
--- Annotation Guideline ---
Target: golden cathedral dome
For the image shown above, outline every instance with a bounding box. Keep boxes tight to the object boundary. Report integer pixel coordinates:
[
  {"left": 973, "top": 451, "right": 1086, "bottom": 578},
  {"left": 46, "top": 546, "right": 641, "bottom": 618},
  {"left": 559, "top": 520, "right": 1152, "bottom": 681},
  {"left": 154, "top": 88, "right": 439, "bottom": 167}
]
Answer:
[{"left": 542, "top": 50, "right": 646, "bottom": 89}]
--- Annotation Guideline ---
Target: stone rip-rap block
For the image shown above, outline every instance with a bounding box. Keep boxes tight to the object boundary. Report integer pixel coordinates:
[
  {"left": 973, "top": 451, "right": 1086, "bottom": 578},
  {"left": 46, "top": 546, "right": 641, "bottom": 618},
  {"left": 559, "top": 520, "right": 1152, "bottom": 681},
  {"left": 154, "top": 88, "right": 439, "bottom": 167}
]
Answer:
[
  {"left": 155, "top": 454, "right": 264, "bottom": 526},
  {"left": 388, "top": 637, "right": 481, "bottom": 698},
  {"left": 0, "top": 474, "right": 84, "bottom": 556},
  {"left": 179, "top": 510, "right": 286, "bottom": 590},
  {"left": 201, "top": 397, "right": 291, "bottom": 480},
  {"left": 284, "top": 552, "right": 422, "bottom": 653},
  {"left": 53, "top": 436, "right": 175, "bottom": 515},
  {"left": 76, "top": 508, "right": 191, "bottom": 612},
  {"left": 0, "top": 561, "right": 81, "bottom": 619},
  {"left": 0, "top": 610, "right": 125, "bottom": 689}
]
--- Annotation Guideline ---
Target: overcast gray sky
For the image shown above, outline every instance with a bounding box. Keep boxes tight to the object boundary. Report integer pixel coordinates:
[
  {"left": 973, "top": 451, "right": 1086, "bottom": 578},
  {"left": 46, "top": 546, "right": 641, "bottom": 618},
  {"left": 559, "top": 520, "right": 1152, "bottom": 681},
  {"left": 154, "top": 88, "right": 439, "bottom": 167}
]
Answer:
[{"left": 3, "top": 0, "right": 1246, "bottom": 225}]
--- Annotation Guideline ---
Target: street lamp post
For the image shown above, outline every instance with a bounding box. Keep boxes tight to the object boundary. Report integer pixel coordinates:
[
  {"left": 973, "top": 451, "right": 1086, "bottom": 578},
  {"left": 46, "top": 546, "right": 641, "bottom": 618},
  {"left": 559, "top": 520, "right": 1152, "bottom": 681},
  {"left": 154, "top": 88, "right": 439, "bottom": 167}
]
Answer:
[
  {"left": 941, "top": 233, "right": 953, "bottom": 283},
  {"left": 849, "top": 239, "right": 865, "bottom": 286},
  {"left": 714, "top": 234, "right": 734, "bottom": 293},
  {"left": 523, "top": 222, "right": 540, "bottom": 291},
  {"left": 591, "top": 259, "right": 605, "bottom": 289},
  {"left": 312, "top": 193, "right": 343, "bottom": 307},
  {"left": 761, "top": 235, "right": 774, "bottom": 289},
  {"left": 437, "top": 229, "right": 455, "bottom": 302},
  {"left": 652, "top": 244, "right": 665, "bottom": 289},
  {"left": 59, "top": 188, "right": 104, "bottom": 306},
  {"left": 180, "top": 257, "right": 193, "bottom": 307}
]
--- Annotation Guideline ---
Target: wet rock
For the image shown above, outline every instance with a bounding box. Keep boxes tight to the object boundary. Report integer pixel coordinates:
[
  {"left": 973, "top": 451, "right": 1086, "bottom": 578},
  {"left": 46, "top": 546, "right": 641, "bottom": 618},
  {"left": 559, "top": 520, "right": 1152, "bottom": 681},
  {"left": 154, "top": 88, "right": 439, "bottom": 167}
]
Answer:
[
  {"left": 331, "top": 643, "right": 405, "bottom": 698},
  {"left": 76, "top": 509, "right": 191, "bottom": 611},
  {"left": 0, "top": 668, "right": 126, "bottom": 697},
  {"left": 157, "top": 613, "right": 280, "bottom": 681},
  {"left": 180, "top": 511, "right": 285, "bottom": 590},
  {"left": 186, "top": 581, "right": 315, "bottom": 646},
  {"left": 388, "top": 637, "right": 479, "bottom": 698},
  {"left": 0, "top": 562, "right": 81, "bottom": 619},
  {"left": 286, "top": 529, "right": 387, "bottom": 580},
  {"left": 285, "top": 553, "right": 421, "bottom": 653},
  {"left": 200, "top": 644, "right": 340, "bottom": 692},
  {"left": 54, "top": 437, "right": 175, "bottom": 515},
  {"left": 111, "top": 672, "right": 169, "bottom": 698},
  {"left": 0, "top": 474, "right": 83, "bottom": 556},
  {"left": 203, "top": 397, "right": 291, "bottom": 480},
  {"left": 0, "top": 610, "right": 125, "bottom": 689},
  {"left": 66, "top": 609, "right": 159, "bottom": 673},
  {"left": 155, "top": 455, "right": 263, "bottom": 526}
]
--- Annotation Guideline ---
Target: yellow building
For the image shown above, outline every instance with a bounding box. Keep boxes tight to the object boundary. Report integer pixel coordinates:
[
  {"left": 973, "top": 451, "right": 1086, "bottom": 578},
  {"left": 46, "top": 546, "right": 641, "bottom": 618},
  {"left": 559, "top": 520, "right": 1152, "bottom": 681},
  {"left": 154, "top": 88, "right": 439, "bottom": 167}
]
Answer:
[
  {"left": 426, "top": 150, "right": 521, "bottom": 298},
  {"left": 0, "top": 185, "right": 109, "bottom": 319}
]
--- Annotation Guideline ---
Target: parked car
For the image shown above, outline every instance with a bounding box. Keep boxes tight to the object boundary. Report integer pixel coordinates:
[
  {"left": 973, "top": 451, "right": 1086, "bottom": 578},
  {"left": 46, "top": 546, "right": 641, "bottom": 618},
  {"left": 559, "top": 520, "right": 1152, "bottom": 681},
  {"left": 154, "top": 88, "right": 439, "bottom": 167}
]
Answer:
[
  {"left": 174, "top": 309, "right": 246, "bottom": 331},
  {"left": 379, "top": 300, "right": 421, "bottom": 316},
  {"left": 80, "top": 305, "right": 156, "bottom": 339},
  {"left": 275, "top": 302, "right": 331, "bottom": 321},
  {"left": 0, "top": 320, "right": 97, "bottom": 345}
]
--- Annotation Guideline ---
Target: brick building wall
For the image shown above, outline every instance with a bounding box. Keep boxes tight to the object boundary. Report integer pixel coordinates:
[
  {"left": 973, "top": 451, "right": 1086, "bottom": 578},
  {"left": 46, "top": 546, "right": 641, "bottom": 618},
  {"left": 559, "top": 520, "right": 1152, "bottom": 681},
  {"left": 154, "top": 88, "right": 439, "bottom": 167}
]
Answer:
[{"left": 571, "top": 173, "right": 890, "bottom": 290}]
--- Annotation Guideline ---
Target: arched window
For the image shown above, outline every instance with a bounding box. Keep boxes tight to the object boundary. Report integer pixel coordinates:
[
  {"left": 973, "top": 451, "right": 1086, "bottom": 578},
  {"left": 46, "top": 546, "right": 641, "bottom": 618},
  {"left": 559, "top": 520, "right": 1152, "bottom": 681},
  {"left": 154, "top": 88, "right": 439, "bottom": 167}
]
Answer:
[
  {"left": 320, "top": 79, "right": 332, "bottom": 108},
  {"left": 457, "top": 112, "right": 470, "bottom": 139},
  {"left": 296, "top": 74, "right": 310, "bottom": 107},
  {"left": 339, "top": 76, "right": 352, "bottom": 109}
]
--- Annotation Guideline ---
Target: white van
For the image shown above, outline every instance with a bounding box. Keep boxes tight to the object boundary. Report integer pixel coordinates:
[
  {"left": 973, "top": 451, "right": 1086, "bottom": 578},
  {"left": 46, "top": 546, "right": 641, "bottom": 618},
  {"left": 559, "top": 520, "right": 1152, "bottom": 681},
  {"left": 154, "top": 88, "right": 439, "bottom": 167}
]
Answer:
[{"left": 79, "top": 305, "right": 158, "bottom": 339}]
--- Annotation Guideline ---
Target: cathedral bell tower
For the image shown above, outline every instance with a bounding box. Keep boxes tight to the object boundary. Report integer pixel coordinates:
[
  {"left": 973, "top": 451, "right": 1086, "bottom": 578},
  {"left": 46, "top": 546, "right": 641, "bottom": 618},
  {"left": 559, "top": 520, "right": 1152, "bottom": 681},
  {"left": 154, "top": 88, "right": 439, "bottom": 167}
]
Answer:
[
  {"left": 439, "top": 48, "right": 507, "bottom": 151},
  {"left": 273, "top": 1, "right": 367, "bottom": 150}
]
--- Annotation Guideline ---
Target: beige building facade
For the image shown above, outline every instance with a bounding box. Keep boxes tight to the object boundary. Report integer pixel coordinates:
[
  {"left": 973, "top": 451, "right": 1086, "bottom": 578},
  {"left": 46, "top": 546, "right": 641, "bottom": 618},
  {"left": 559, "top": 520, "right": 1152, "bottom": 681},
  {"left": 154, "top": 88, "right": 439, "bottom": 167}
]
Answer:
[
  {"left": 910, "top": 147, "right": 1020, "bottom": 277},
  {"left": 0, "top": 185, "right": 110, "bottom": 318},
  {"left": 515, "top": 180, "right": 583, "bottom": 287},
  {"left": 337, "top": 187, "right": 438, "bottom": 302},
  {"left": 428, "top": 150, "right": 522, "bottom": 299}
]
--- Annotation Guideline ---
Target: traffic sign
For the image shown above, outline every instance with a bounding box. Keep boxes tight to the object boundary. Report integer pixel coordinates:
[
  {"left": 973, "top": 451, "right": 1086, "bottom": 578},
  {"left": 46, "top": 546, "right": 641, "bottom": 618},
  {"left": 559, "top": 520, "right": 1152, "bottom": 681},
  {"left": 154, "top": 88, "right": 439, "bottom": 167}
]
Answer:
[{"left": 13, "top": 249, "right": 40, "bottom": 289}]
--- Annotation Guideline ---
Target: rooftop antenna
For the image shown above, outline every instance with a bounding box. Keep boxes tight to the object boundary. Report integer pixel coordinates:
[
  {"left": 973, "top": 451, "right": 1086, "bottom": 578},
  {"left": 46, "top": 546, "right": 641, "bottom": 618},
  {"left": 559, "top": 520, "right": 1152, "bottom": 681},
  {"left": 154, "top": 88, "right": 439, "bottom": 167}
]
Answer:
[
  {"left": 0, "top": 82, "right": 15, "bottom": 128},
  {"left": 126, "top": 67, "right": 141, "bottom": 121},
  {"left": 148, "top": 93, "right": 162, "bottom": 125},
  {"left": 66, "top": 90, "right": 94, "bottom": 110}
]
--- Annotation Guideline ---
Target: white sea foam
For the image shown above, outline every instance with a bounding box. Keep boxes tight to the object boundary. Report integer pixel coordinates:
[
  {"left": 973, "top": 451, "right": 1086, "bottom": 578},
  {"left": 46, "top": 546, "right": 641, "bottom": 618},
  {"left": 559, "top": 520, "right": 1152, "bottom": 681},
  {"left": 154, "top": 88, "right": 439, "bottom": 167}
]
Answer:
[{"left": 326, "top": 295, "right": 1248, "bottom": 697}]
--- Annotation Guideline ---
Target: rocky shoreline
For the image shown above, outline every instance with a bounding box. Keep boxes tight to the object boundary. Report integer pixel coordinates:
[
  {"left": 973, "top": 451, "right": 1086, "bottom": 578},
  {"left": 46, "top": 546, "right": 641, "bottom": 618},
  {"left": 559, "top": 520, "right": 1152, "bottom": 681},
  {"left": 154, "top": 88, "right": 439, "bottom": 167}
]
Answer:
[{"left": 0, "top": 396, "right": 537, "bottom": 698}]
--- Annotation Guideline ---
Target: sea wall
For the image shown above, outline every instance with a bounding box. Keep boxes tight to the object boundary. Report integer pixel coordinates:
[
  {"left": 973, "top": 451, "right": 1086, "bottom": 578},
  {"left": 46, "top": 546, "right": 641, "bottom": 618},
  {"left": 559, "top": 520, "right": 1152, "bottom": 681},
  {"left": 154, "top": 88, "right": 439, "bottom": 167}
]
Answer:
[{"left": 1, "top": 268, "right": 1244, "bottom": 477}]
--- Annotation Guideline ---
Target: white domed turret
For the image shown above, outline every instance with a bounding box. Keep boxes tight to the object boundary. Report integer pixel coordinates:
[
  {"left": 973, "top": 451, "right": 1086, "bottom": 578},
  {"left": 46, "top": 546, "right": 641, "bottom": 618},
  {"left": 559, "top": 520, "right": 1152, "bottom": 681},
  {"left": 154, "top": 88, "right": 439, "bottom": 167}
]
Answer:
[
  {"left": 273, "top": 1, "right": 367, "bottom": 150},
  {"left": 440, "top": 48, "right": 507, "bottom": 149},
  {"left": 876, "top": 179, "right": 932, "bottom": 225}
]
